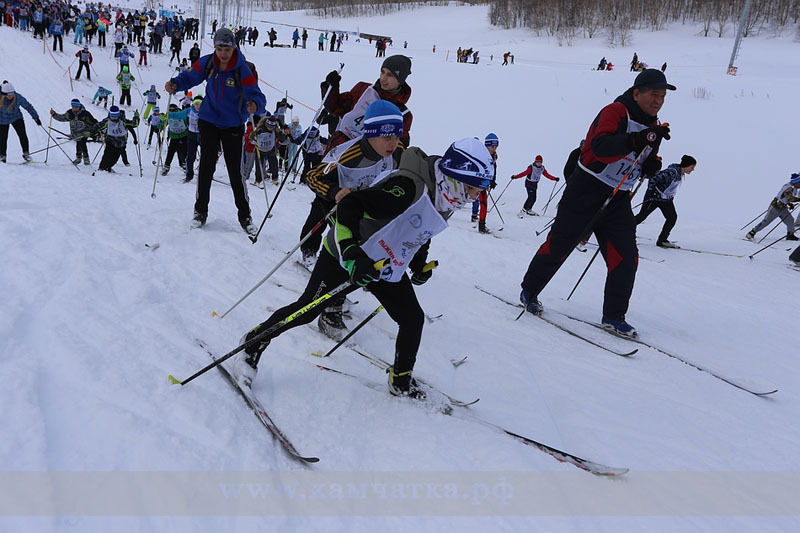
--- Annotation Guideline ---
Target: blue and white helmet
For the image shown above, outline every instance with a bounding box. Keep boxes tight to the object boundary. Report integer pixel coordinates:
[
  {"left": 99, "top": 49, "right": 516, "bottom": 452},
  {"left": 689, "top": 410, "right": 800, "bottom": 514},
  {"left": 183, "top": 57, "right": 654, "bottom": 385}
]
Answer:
[
  {"left": 484, "top": 133, "right": 499, "bottom": 147},
  {"left": 438, "top": 137, "right": 494, "bottom": 189},
  {"left": 791, "top": 173, "right": 800, "bottom": 185}
]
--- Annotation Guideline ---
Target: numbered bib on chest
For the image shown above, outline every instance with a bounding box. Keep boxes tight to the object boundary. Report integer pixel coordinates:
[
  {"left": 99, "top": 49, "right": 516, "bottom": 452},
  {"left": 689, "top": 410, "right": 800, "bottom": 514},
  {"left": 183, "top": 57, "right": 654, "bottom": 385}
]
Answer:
[
  {"left": 337, "top": 86, "right": 380, "bottom": 140},
  {"left": 257, "top": 131, "right": 275, "bottom": 152},
  {"left": 107, "top": 120, "right": 127, "bottom": 138},
  {"left": 359, "top": 195, "right": 448, "bottom": 283}
]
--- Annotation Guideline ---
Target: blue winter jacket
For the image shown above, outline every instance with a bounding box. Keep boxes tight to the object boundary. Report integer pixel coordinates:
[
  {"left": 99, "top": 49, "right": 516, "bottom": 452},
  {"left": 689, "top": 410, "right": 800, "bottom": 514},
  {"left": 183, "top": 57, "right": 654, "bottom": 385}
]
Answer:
[
  {"left": 0, "top": 92, "right": 40, "bottom": 125},
  {"left": 171, "top": 49, "right": 266, "bottom": 129},
  {"left": 49, "top": 22, "right": 64, "bottom": 35}
]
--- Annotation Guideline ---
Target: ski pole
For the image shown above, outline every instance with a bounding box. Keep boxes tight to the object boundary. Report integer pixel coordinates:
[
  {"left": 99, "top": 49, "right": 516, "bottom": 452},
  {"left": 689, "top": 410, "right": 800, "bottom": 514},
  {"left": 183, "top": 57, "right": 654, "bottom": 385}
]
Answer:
[
  {"left": 541, "top": 179, "right": 559, "bottom": 216},
  {"left": 248, "top": 115, "right": 271, "bottom": 210},
  {"left": 216, "top": 204, "right": 339, "bottom": 319},
  {"left": 749, "top": 235, "right": 786, "bottom": 260},
  {"left": 488, "top": 178, "right": 512, "bottom": 214},
  {"left": 91, "top": 132, "right": 105, "bottom": 164},
  {"left": 151, "top": 93, "right": 172, "bottom": 198},
  {"left": 756, "top": 219, "right": 783, "bottom": 244},
  {"left": 38, "top": 123, "right": 80, "bottom": 171},
  {"left": 628, "top": 176, "right": 647, "bottom": 201},
  {"left": 27, "top": 135, "right": 80, "bottom": 156},
  {"left": 739, "top": 208, "right": 768, "bottom": 231},
  {"left": 310, "top": 260, "right": 438, "bottom": 359},
  {"left": 313, "top": 305, "right": 384, "bottom": 359},
  {"left": 170, "top": 259, "right": 388, "bottom": 387},
  {"left": 567, "top": 247, "right": 600, "bottom": 300},
  {"left": 536, "top": 218, "right": 555, "bottom": 236},
  {"left": 488, "top": 191, "right": 504, "bottom": 225},
  {"left": 542, "top": 181, "right": 566, "bottom": 215},
  {"left": 250, "top": 63, "right": 344, "bottom": 244},
  {"left": 517, "top": 146, "right": 653, "bottom": 320},
  {"left": 44, "top": 115, "right": 53, "bottom": 164}
]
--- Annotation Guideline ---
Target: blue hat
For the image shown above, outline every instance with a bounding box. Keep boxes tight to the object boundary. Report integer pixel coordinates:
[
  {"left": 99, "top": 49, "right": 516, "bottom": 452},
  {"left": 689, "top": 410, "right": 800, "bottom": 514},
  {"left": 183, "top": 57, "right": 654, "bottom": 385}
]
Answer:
[
  {"left": 438, "top": 137, "right": 494, "bottom": 189},
  {"left": 154, "top": 106, "right": 160, "bottom": 112},
  {"left": 308, "top": 127, "right": 319, "bottom": 137},
  {"left": 70, "top": 98, "right": 81, "bottom": 108},
  {"left": 362, "top": 100, "right": 403, "bottom": 138},
  {"left": 791, "top": 173, "right": 800, "bottom": 185},
  {"left": 109, "top": 106, "right": 120, "bottom": 118},
  {"left": 484, "top": 133, "right": 499, "bottom": 147}
]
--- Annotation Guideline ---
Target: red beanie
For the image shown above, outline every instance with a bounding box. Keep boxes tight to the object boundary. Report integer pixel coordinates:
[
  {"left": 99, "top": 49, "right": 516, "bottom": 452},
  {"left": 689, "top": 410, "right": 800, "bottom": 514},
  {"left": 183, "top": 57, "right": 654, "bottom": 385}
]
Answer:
[{"left": 534, "top": 155, "right": 543, "bottom": 162}]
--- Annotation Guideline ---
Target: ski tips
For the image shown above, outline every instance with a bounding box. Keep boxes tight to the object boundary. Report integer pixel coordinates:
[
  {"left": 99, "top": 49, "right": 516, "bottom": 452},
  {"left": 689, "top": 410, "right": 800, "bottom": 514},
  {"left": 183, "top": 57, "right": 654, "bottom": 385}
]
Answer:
[
  {"left": 167, "top": 375, "right": 182, "bottom": 385},
  {"left": 514, "top": 309, "right": 526, "bottom": 321},
  {"left": 310, "top": 352, "right": 323, "bottom": 358},
  {"left": 211, "top": 311, "right": 218, "bottom": 317}
]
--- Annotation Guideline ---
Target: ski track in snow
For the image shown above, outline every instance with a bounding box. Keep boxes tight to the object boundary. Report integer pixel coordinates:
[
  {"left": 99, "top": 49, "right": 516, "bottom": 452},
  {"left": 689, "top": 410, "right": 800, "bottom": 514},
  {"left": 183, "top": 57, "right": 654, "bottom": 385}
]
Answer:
[{"left": 2, "top": 3, "right": 800, "bottom": 531}]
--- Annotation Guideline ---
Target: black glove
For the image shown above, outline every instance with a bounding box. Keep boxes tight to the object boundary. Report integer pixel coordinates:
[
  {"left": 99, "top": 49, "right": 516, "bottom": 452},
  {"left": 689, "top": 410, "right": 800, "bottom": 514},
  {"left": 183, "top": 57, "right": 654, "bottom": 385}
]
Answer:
[
  {"left": 325, "top": 70, "right": 341, "bottom": 89},
  {"left": 133, "top": 139, "right": 138, "bottom": 145},
  {"left": 489, "top": 179, "right": 497, "bottom": 190},
  {"left": 641, "top": 156, "right": 662, "bottom": 178},
  {"left": 35, "top": 118, "right": 42, "bottom": 126},
  {"left": 410, "top": 268, "right": 433, "bottom": 286},
  {"left": 341, "top": 245, "right": 378, "bottom": 287},
  {"left": 631, "top": 125, "right": 670, "bottom": 152}
]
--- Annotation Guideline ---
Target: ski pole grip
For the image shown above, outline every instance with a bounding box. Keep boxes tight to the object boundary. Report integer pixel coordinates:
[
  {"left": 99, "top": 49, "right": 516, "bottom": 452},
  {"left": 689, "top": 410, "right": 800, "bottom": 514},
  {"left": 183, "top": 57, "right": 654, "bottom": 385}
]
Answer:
[
  {"left": 373, "top": 258, "right": 390, "bottom": 270},
  {"left": 422, "top": 260, "right": 438, "bottom": 273}
]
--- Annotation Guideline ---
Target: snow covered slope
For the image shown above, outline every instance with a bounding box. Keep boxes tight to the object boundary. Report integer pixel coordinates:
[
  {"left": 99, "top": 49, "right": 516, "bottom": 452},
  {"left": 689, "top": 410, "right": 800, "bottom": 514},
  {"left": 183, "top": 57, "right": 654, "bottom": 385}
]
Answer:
[{"left": 1, "top": 4, "right": 799, "bottom": 532}]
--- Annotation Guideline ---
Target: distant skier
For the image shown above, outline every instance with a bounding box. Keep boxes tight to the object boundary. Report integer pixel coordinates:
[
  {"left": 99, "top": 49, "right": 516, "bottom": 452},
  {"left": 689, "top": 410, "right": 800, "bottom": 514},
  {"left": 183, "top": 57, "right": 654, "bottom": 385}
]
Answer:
[
  {"left": 146, "top": 107, "right": 164, "bottom": 149},
  {"left": 635, "top": 155, "right": 697, "bottom": 248},
  {"left": 92, "top": 86, "right": 112, "bottom": 108},
  {"left": 249, "top": 114, "right": 287, "bottom": 185},
  {"left": 512, "top": 155, "right": 559, "bottom": 217},
  {"left": 50, "top": 98, "right": 98, "bottom": 166},
  {"left": 161, "top": 103, "right": 190, "bottom": 176},
  {"left": 95, "top": 106, "right": 139, "bottom": 172},
  {"left": 75, "top": 45, "right": 93, "bottom": 80},
  {"left": 746, "top": 173, "right": 800, "bottom": 242},
  {"left": 116, "top": 65, "right": 135, "bottom": 107},
  {"left": 0, "top": 82, "right": 41, "bottom": 163},
  {"left": 142, "top": 85, "right": 160, "bottom": 118},
  {"left": 472, "top": 133, "right": 499, "bottom": 234}
]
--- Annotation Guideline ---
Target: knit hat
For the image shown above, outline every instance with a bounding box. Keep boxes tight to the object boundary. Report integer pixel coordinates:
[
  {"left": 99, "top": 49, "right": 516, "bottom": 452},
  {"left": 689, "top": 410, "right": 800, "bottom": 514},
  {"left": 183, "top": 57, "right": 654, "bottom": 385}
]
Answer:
[
  {"left": 362, "top": 100, "right": 403, "bottom": 138},
  {"left": 109, "top": 105, "right": 120, "bottom": 118},
  {"left": 83, "top": 44, "right": 89, "bottom": 50},
  {"left": 381, "top": 55, "right": 412, "bottom": 85},
  {"left": 438, "top": 137, "right": 494, "bottom": 189},
  {"left": 213, "top": 28, "right": 235, "bottom": 48},
  {"left": 680, "top": 154, "right": 697, "bottom": 168},
  {"left": 790, "top": 173, "right": 800, "bottom": 185},
  {"left": 534, "top": 155, "right": 543, "bottom": 163},
  {"left": 70, "top": 98, "right": 81, "bottom": 108},
  {"left": 307, "top": 126, "right": 319, "bottom": 138},
  {"left": 484, "top": 133, "right": 499, "bottom": 147},
  {"left": 0, "top": 81, "right": 15, "bottom": 95},
  {"left": 150, "top": 84, "right": 156, "bottom": 90},
  {"left": 154, "top": 106, "right": 160, "bottom": 113},
  {"left": 292, "top": 116, "right": 300, "bottom": 124},
  {"left": 192, "top": 95, "right": 203, "bottom": 104}
]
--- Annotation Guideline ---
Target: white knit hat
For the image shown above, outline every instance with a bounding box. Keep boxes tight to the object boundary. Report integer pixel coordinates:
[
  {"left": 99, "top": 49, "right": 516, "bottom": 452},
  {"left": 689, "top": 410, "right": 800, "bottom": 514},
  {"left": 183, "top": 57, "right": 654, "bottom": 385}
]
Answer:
[{"left": 1, "top": 82, "right": 15, "bottom": 95}]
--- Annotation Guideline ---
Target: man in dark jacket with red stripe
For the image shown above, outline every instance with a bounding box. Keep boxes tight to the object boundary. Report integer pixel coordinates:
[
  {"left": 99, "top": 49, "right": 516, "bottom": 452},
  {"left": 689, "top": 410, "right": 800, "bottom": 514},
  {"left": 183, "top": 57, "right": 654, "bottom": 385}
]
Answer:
[
  {"left": 165, "top": 28, "right": 267, "bottom": 235},
  {"left": 519, "top": 69, "right": 674, "bottom": 338},
  {"left": 320, "top": 55, "right": 413, "bottom": 154}
]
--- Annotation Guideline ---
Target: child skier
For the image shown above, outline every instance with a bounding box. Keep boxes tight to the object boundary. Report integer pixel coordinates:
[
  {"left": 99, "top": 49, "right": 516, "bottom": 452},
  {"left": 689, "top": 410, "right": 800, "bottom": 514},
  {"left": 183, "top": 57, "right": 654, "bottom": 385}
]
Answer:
[
  {"left": 300, "top": 100, "right": 406, "bottom": 339},
  {"left": 511, "top": 155, "right": 560, "bottom": 217},
  {"left": 95, "top": 106, "right": 139, "bottom": 172},
  {"left": 472, "top": 133, "right": 499, "bottom": 234},
  {"left": 635, "top": 155, "right": 697, "bottom": 248},
  {"left": 231, "top": 137, "right": 494, "bottom": 397},
  {"left": 147, "top": 107, "right": 164, "bottom": 149},
  {"left": 250, "top": 114, "right": 287, "bottom": 185},
  {"left": 298, "top": 126, "right": 326, "bottom": 184},
  {"left": 161, "top": 103, "right": 190, "bottom": 175},
  {"left": 75, "top": 45, "right": 93, "bottom": 81},
  {"left": 92, "top": 86, "right": 112, "bottom": 108},
  {"left": 746, "top": 173, "right": 800, "bottom": 241},
  {"left": 49, "top": 98, "right": 98, "bottom": 165},
  {"left": 142, "top": 85, "right": 160, "bottom": 119},
  {"left": 138, "top": 39, "right": 148, "bottom": 66},
  {"left": 116, "top": 66, "right": 134, "bottom": 107},
  {"left": 184, "top": 96, "right": 202, "bottom": 183}
]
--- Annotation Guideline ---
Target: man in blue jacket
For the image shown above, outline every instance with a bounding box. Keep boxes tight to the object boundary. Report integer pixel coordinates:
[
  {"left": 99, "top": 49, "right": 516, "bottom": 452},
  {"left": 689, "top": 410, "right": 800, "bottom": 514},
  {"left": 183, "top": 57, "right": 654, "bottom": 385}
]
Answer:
[{"left": 165, "top": 28, "right": 266, "bottom": 234}]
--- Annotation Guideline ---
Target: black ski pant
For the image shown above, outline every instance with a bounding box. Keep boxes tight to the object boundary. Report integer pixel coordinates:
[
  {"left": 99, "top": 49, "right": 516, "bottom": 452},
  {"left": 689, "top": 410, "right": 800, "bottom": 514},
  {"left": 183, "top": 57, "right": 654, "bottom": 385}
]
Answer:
[
  {"left": 52, "top": 34, "right": 63, "bottom": 51},
  {"left": 635, "top": 198, "right": 677, "bottom": 243},
  {"left": 263, "top": 150, "right": 279, "bottom": 183},
  {"left": 76, "top": 61, "right": 91, "bottom": 80},
  {"left": 523, "top": 181, "right": 538, "bottom": 211},
  {"left": 98, "top": 31, "right": 106, "bottom": 47},
  {"left": 75, "top": 138, "right": 89, "bottom": 158},
  {"left": 195, "top": 119, "right": 251, "bottom": 224},
  {"left": 790, "top": 245, "right": 800, "bottom": 263},
  {"left": 521, "top": 169, "right": 638, "bottom": 319},
  {"left": 148, "top": 126, "right": 162, "bottom": 146},
  {"left": 164, "top": 136, "right": 187, "bottom": 167},
  {"left": 249, "top": 249, "right": 424, "bottom": 376},
  {"left": 120, "top": 88, "right": 131, "bottom": 106},
  {"left": 278, "top": 143, "right": 288, "bottom": 171},
  {"left": 99, "top": 144, "right": 124, "bottom": 170},
  {"left": 0, "top": 119, "right": 30, "bottom": 157},
  {"left": 170, "top": 49, "right": 180, "bottom": 62},
  {"left": 300, "top": 195, "right": 335, "bottom": 257},
  {"left": 185, "top": 132, "right": 199, "bottom": 180}
]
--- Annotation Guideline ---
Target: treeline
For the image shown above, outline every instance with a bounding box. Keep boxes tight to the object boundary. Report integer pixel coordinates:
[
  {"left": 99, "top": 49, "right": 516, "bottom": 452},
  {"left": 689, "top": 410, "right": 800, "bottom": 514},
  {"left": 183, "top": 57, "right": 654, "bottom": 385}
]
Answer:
[
  {"left": 487, "top": 0, "right": 800, "bottom": 46},
  {"left": 259, "top": 0, "right": 481, "bottom": 18}
]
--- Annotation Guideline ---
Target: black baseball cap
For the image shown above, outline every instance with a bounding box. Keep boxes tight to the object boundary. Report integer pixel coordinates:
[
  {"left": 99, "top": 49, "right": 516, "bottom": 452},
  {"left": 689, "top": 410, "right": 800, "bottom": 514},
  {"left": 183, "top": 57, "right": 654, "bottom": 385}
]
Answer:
[{"left": 633, "top": 69, "right": 676, "bottom": 91}]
